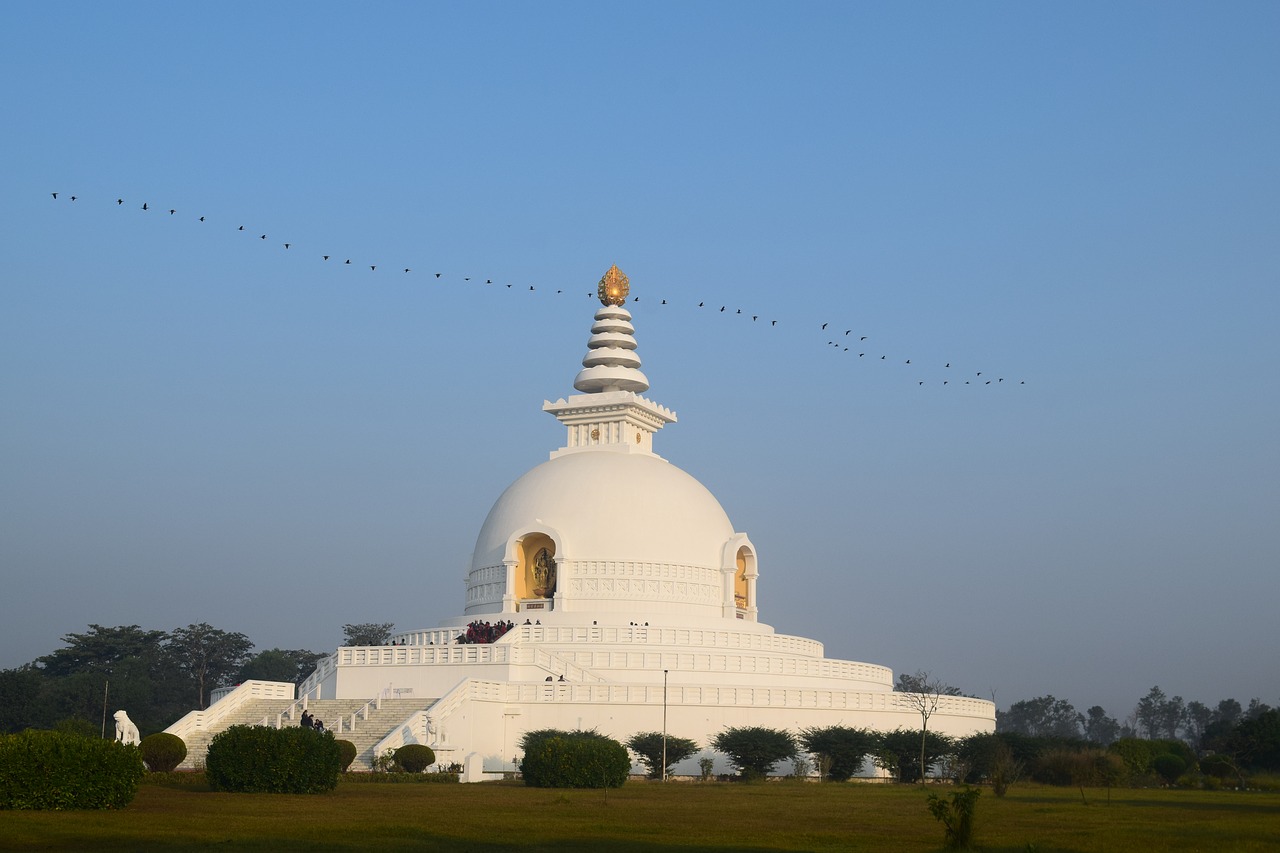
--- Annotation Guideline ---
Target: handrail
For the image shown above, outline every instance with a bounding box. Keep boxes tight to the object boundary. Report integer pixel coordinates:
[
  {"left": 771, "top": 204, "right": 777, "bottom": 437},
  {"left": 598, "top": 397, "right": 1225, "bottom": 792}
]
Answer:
[
  {"left": 372, "top": 678, "right": 468, "bottom": 759},
  {"left": 334, "top": 693, "right": 382, "bottom": 733},
  {"left": 165, "top": 680, "right": 295, "bottom": 740},
  {"left": 258, "top": 693, "right": 316, "bottom": 729}
]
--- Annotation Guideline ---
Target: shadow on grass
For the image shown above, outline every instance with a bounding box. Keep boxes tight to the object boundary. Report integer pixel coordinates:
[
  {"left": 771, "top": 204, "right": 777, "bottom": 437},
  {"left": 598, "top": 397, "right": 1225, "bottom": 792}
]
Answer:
[{"left": 63, "top": 837, "right": 821, "bottom": 853}]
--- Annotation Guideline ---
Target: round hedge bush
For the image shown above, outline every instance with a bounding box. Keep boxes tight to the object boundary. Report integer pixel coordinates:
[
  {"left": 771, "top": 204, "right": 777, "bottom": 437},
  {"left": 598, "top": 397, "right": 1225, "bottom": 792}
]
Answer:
[
  {"left": 206, "top": 725, "right": 341, "bottom": 793},
  {"left": 1200, "top": 753, "right": 1236, "bottom": 780},
  {"left": 139, "top": 732, "right": 187, "bottom": 773},
  {"left": 0, "top": 730, "right": 144, "bottom": 810},
  {"left": 520, "top": 731, "right": 630, "bottom": 788},
  {"left": 336, "top": 739, "right": 358, "bottom": 771},
  {"left": 1152, "top": 753, "right": 1187, "bottom": 785},
  {"left": 394, "top": 744, "right": 436, "bottom": 773}
]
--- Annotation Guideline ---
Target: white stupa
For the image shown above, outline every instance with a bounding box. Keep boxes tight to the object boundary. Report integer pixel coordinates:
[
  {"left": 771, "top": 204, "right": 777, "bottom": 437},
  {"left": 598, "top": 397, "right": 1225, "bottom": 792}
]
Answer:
[{"left": 169, "top": 266, "right": 994, "bottom": 775}]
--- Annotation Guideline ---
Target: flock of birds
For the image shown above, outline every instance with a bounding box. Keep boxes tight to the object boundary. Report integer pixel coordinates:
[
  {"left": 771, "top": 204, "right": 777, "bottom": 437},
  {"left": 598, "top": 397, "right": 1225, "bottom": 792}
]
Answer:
[{"left": 48, "top": 191, "right": 1024, "bottom": 387}]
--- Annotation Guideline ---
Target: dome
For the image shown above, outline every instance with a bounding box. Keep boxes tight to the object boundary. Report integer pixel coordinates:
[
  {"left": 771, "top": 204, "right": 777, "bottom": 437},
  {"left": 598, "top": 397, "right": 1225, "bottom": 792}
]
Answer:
[
  {"left": 466, "top": 450, "right": 755, "bottom": 620},
  {"left": 472, "top": 451, "right": 733, "bottom": 569}
]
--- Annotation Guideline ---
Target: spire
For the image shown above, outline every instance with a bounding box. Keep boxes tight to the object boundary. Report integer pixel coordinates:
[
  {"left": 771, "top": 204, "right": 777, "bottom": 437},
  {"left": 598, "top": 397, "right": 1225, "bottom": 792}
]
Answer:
[
  {"left": 573, "top": 266, "right": 649, "bottom": 393},
  {"left": 543, "top": 266, "right": 676, "bottom": 458}
]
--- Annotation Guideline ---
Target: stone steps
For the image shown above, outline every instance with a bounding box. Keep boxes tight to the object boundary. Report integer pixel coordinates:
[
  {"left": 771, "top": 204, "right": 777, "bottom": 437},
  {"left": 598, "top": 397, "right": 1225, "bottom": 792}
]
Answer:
[{"left": 177, "top": 698, "right": 432, "bottom": 771}]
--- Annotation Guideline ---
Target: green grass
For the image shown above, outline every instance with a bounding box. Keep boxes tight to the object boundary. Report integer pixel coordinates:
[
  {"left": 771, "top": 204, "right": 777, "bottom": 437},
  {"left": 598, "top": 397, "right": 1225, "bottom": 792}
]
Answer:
[{"left": 1, "top": 779, "right": 1278, "bottom": 852}]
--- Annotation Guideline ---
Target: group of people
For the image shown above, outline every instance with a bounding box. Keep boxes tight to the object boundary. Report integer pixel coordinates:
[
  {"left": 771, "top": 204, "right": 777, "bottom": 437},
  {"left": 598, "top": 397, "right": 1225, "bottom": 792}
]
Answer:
[
  {"left": 455, "top": 619, "right": 516, "bottom": 644},
  {"left": 298, "top": 710, "right": 325, "bottom": 733}
]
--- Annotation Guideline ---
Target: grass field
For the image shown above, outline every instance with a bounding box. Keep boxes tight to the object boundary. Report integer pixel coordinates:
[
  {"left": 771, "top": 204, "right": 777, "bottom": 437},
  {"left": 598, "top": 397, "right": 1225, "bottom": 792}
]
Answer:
[{"left": 1, "top": 778, "right": 1277, "bottom": 852}]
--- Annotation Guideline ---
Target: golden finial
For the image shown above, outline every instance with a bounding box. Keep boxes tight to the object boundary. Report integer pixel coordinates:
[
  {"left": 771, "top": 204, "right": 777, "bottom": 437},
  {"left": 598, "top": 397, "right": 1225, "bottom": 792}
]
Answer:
[{"left": 597, "top": 264, "right": 630, "bottom": 306}]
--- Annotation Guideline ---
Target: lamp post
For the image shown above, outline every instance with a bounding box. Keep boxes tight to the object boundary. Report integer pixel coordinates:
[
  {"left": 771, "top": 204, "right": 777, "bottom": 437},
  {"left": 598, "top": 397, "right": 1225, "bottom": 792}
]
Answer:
[{"left": 661, "top": 669, "right": 669, "bottom": 782}]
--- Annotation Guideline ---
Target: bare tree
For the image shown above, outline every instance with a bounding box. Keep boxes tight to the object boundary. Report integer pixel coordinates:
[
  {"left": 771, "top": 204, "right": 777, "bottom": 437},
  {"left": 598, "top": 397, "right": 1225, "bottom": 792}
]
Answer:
[{"left": 896, "top": 670, "right": 946, "bottom": 784}]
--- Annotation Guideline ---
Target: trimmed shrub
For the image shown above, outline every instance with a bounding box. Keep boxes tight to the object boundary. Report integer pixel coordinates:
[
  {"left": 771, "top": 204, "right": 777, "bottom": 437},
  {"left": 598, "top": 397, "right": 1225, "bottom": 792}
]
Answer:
[
  {"left": 139, "top": 733, "right": 187, "bottom": 773},
  {"left": 205, "top": 725, "right": 341, "bottom": 793},
  {"left": 394, "top": 744, "right": 436, "bottom": 773},
  {"left": 711, "top": 726, "right": 797, "bottom": 781},
  {"left": 1152, "top": 753, "right": 1187, "bottom": 785},
  {"left": 799, "top": 725, "right": 877, "bottom": 782},
  {"left": 340, "top": 770, "right": 459, "bottom": 784},
  {"left": 1108, "top": 738, "right": 1193, "bottom": 778},
  {"left": 1200, "top": 753, "right": 1237, "bottom": 781},
  {"left": 336, "top": 739, "right": 358, "bottom": 771},
  {"left": 625, "top": 731, "right": 700, "bottom": 779},
  {"left": 520, "top": 730, "right": 630, "bottom": 788},
  {"left": 0, "top": 730, "right": 144, "bottom": 810}
]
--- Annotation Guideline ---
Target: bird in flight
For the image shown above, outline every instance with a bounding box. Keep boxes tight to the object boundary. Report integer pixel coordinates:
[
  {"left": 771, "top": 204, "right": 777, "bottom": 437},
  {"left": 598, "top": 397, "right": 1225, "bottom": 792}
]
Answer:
[
  {"left": 141, "top": 203, "right": 148, "bottom": 211},
  {"left": 51, "top": 192, "right": 57, "bottom": 199}
]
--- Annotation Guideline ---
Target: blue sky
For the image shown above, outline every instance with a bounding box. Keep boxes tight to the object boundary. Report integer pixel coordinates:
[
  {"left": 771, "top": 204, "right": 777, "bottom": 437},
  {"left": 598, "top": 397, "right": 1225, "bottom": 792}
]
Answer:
[{"left": 2, "top": 2, "right": 1277, "bottom": 721}]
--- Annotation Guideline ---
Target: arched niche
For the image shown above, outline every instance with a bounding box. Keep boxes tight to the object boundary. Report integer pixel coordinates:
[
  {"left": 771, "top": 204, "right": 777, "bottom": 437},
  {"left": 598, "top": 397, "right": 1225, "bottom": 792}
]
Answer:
[
  {"left": 504, "top": 527, "right": 564, "bottom": 605},
  {"left": 721, "top": 534, "right": 758, "bottom": 620},
  {"left": 734, "top": 546, "right": 751, "bottom": 608}
]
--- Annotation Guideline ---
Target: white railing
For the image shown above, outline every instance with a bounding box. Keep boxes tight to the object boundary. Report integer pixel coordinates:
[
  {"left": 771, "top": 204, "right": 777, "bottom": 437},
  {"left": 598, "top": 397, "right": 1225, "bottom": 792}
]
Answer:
[
  {"left": 502, "top": 624, "right": 828, "bottom": 659},
  {"left": 331, "top": 694, "right": 383, "bottom": 734},
  {"left": 165, "top": 680, "right": 295, "bottom": 740},
  {"left": 553, "top": 647, "right": 891, "bottom": 687},
  {"left": 437, "top": 678, "right": 994, "bottom": 720},
  {"left": 296, "top": 652, "right": 338, "bottom": 700},
  {"left": 372, "top": 678, "right": 469, "bottom": 759}
]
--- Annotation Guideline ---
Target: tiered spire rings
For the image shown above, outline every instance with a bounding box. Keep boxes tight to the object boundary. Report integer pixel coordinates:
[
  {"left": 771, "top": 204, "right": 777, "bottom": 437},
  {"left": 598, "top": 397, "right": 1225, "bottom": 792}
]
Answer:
[{"left": 574, "top": 266, "right": 650, "bottom": 394}]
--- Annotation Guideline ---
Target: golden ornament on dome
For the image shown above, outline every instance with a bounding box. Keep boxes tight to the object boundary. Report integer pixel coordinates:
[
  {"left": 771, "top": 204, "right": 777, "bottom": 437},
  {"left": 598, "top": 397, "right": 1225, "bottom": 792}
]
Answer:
[{"left": 597, "top": 265, "right": 630, "bottom": 306}]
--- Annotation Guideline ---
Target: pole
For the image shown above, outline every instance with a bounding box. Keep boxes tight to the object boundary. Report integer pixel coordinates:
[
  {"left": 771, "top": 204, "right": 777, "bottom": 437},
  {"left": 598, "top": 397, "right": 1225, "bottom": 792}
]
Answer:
[
  {"left": 101, "top": 679, "right": 109, "bottom": 739},
  {"left": 661, "top": 669, "right": 668, "bottom": 782}
]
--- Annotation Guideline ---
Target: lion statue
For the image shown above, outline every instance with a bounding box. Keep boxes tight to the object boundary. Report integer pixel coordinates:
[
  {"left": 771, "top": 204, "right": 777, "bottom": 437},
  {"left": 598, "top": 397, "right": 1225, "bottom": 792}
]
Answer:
[{"left": 113, "top": 710, "right": 141, "bottom": 746}]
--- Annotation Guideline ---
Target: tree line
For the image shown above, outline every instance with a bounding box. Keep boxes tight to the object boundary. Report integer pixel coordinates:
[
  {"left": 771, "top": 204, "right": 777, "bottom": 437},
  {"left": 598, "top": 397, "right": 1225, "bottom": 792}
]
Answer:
[
  {"left": 995, "top": 686, "right": 1276, "bottom": 750},
  {"left": 0, "top": 622, "right": 397, "bottom": 738}
]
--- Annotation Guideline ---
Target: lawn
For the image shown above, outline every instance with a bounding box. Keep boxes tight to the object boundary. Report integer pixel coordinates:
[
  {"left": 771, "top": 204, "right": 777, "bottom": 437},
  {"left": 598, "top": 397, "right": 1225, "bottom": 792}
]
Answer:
[{"left": 1, "top": 779, "right": 1277, "bottom": 852}]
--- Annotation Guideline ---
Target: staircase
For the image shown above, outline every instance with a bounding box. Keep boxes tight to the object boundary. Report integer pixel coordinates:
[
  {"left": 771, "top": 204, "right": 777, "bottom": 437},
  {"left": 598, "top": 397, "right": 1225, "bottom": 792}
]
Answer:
[
  {"left": 310, "top": 698, "right": 432, "bottom": 769},
  {"left": 176, "top": 698, "right": 294, "bottom": 769},
  {"left": 176, "top": 697, "right": 431, "bottom": 771}
]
